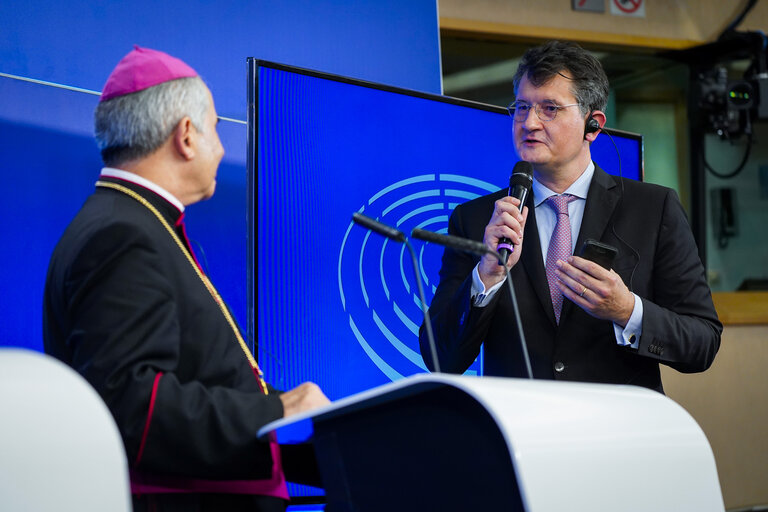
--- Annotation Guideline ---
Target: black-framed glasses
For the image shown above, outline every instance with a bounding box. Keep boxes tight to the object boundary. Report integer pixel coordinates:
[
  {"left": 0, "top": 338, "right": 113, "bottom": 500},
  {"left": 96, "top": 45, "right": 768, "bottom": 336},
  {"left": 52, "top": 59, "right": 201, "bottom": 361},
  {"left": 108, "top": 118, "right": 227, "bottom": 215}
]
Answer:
[{"left": 507, "top": 101, "right": 580, "bottom": 122}]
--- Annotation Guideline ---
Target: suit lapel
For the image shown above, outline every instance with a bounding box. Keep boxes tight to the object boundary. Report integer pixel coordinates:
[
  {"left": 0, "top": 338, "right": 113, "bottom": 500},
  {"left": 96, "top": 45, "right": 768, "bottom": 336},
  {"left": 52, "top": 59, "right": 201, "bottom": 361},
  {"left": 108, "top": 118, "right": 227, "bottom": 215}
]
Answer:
[
  {"left": 561, "top": 166, "right": 620, "bottom": 323},
  {"left": 574, "top": 167, "right": 620, "bottom": 250},
  {"left": 521, "top": 196, "right": 558, "bottom": 326}
]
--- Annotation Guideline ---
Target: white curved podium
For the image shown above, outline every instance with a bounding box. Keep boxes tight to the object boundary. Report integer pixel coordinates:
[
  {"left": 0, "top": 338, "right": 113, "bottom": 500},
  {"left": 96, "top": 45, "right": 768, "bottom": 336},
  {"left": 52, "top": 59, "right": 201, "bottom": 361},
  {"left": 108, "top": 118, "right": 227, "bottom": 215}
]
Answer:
[
  {"left": 260, "top": 374, "right": 724, "bottom": 512},
  {"left": 0, "top": 349, "right": 131, "bottom": 511}
]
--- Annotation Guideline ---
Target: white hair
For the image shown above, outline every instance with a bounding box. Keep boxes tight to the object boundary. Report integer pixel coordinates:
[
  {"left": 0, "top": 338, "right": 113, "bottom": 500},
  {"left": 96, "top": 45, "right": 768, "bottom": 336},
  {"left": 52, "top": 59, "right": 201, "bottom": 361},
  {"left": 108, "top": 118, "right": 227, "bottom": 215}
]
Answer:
[{"left": 94, "top": 76, "right": 210, "bottom": 166}]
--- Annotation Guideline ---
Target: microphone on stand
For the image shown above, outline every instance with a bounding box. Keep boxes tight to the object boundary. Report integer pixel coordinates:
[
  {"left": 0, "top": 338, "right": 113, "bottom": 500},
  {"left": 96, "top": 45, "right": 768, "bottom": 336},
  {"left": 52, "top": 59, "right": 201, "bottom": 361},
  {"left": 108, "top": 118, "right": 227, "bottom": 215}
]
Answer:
[
  {"left": 411, "top": 228, "right": 533, "bottom": 380},
  {"left": 351, "top": 212, "right": 440, "bottom": 373},
  {"left": 497, "top": 161, "right": 533, "bottom": 266},
  {"left": 351, "top": 212, "right": 405, "bottom": 243}
]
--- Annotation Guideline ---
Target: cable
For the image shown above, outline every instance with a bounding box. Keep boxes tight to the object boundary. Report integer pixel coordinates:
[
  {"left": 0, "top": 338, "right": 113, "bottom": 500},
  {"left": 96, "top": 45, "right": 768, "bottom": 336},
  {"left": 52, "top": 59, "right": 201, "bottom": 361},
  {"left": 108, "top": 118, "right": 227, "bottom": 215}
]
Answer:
[
  {"left": 404, "top": 239, "right": 440, "bottom": 373},
  {"left": 244, "top": 330, "right": 286, "bottom": 389},
  {"left": 703, "top": 133, "right": 753, "bottom": 179},
  {"left": 189, "top": 236, "right": 287, "bottom": 385},
  {"left": 190, "top": 238, "right": 211, "bottom": 277},
  {"left": 719, "top": 0, "right": 759, "bottom": 39},
  {"left": 0, "top": 71, "right": 100, "bottom": 95},
  {"left": 0, "top": 72, "right": 246, "bottom": 124},
  {"left": 602, "top": 129, "right": 640, "bottom": 292}
]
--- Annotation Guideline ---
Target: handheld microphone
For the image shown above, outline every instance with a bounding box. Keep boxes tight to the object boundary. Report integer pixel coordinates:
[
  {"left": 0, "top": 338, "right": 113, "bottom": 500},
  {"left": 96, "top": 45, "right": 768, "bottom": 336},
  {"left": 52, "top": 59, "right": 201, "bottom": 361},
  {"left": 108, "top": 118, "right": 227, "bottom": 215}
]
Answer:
[
  {"left": 351, "top": 213, "right": 440, "bottom": 373},
  {"left": 497, "top": 161, "right": 533, "bottom": 266},
  {"left": 411, "top": 228, "right": 533, "bottom": 380}
]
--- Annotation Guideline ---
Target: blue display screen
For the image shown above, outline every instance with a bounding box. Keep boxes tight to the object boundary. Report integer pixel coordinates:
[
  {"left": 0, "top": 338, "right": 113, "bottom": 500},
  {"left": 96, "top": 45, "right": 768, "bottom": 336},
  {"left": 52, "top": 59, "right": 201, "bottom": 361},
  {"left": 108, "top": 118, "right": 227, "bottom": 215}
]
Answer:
[{"left": 253, "top": 63, "right": 643, "bottom": 401}]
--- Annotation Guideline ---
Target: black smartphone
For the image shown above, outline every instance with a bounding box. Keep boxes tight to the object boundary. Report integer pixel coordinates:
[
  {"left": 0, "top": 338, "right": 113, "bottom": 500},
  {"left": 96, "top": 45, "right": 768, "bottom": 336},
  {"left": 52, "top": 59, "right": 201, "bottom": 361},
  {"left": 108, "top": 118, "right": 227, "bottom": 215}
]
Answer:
[{"left": 578, "top": 239, "right": 618, "bottom": 270}]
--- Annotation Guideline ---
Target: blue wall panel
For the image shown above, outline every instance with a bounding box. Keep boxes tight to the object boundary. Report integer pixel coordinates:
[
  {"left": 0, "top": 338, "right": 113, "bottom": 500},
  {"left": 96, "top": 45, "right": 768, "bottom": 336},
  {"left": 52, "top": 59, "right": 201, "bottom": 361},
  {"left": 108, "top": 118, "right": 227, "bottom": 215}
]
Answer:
[
  {"left": 0, "top": 1, "right": 441, "bottom": 118},
  {"left": 0, "top": 1, "right": 440, "bottom": 350}
]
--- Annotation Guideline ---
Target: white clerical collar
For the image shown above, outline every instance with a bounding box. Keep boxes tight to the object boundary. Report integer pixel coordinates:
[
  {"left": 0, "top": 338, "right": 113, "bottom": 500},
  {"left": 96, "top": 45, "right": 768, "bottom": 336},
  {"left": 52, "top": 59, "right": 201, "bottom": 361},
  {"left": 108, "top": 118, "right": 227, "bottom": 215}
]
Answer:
[
  {"left": 532, "top": 161, "right": 595, "bottom": 207},
  {"left": 100, "top": 168, "right": 185, "bottom": 213}
]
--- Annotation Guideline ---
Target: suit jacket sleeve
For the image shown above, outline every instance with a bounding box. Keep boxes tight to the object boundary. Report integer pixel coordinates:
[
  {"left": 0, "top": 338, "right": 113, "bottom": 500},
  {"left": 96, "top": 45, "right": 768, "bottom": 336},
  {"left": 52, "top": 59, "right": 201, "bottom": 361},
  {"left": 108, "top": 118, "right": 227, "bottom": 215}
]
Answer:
[
  {"left": 635, "top": 188, "right": 722, "bottom": 373},
  {"left": 59, "top": 222, "right": 283, "bottom": 480}
]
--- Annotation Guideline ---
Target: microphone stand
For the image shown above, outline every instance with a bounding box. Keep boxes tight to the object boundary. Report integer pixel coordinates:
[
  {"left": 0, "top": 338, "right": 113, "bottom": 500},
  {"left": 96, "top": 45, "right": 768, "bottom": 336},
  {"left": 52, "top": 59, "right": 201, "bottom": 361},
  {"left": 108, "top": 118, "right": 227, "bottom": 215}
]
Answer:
[
  {"left": 351, "top": 213, "right": 441, "bottom": 373},
  {"left": 496, "top": 259, "right": 533, "bottom": 380},
  {"left": 410, "top": 228, "right": 533, "bottom": 380},
  {"left": 403, "top": 239, "right": 440, "bottom": 373}
]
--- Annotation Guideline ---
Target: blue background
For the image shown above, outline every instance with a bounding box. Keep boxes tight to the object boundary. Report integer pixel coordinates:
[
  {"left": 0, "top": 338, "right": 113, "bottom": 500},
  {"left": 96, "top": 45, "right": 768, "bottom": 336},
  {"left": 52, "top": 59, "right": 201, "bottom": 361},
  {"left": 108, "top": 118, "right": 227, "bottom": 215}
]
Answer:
[{"left": 0, "top": 1, "right": 441, "bottom": 351}]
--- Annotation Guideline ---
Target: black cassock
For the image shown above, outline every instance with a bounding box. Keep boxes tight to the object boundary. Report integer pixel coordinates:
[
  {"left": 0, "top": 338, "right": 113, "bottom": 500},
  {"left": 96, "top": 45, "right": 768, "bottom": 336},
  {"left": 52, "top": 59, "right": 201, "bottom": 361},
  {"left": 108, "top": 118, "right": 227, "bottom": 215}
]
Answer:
[{"left": 44, "top": 175, "right": 292, "bottom": 511}]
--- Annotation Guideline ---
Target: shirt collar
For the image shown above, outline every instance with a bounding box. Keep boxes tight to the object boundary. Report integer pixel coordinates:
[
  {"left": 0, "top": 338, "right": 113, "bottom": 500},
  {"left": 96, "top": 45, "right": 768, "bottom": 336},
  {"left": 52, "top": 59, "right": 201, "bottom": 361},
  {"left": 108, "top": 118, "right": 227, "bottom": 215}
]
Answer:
[
  {"left": 532, "top": 161, "right": 595, "bottom": 207},
  {"left": 100, "top": 167, "right": 185, "bottom": 213}
]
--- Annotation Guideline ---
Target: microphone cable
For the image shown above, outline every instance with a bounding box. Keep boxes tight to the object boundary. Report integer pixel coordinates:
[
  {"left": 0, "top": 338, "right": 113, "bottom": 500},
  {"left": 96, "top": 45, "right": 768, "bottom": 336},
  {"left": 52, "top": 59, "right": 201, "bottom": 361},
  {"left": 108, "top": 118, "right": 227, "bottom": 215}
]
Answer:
[
  {"left": 189, "top": 236, "right": 288, "bottom": 387},
  {"left": 602, "top": 128, "right": 640, "bottom": 292}
]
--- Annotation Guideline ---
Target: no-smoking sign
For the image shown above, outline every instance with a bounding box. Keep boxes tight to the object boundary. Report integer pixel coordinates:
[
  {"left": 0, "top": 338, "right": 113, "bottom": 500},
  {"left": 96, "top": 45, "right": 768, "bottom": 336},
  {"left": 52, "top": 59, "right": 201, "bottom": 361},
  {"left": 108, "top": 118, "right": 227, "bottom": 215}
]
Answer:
[{"left": 610, "top": 0, "right": 645, "bottom": 17}]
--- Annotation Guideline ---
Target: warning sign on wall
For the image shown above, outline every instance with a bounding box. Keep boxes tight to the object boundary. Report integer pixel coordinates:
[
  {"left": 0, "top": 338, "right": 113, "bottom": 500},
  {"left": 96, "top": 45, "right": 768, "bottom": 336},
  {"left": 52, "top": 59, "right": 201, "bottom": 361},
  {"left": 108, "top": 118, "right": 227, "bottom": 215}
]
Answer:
[
  {"left": 610, "top": 0, "right": 645, "bottom": 17},
  {"left": 572, "top": 0, "right": 605, "bottom": 13}
]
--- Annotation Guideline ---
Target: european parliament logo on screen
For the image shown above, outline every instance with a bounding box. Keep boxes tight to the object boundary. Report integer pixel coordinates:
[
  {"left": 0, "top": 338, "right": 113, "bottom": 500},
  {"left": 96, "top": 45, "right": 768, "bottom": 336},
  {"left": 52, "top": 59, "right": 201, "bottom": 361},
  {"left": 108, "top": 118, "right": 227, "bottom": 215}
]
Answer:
[{"left": 338, "top": 173, "right": 498, "bottom": 380}]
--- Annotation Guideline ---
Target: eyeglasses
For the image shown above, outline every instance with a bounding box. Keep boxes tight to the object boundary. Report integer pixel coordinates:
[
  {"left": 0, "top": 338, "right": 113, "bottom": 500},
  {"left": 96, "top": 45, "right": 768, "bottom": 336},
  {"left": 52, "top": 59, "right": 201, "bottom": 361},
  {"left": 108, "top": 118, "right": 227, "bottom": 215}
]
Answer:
[{"left": 507, "top": 101, "right": 580, "bottom": 122}]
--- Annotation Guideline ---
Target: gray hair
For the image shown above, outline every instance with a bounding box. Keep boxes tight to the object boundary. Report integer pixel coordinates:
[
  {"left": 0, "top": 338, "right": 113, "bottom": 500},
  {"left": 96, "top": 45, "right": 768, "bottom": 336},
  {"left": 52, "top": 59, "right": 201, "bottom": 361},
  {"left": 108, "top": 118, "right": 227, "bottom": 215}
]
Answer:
[
  {"left": 512, "top": 41, "right": 609, "bottom": 115},
  {"left": 94, "top": 76, "right": 210, "bottom": 166}
]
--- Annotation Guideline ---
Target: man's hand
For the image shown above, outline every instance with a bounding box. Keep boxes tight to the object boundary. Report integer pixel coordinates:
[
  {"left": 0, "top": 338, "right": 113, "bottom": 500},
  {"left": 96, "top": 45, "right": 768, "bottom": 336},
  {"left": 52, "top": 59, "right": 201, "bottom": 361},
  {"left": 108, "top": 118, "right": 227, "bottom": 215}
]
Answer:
[
  {"left": 279, "top": 382, "right": 330, "bottom": 418},
  {"left": 555, "top": 256, "right": 634, "bottom": 327},
  {"left": 477, "top": 197, "right": 528, "bottom": 289}
]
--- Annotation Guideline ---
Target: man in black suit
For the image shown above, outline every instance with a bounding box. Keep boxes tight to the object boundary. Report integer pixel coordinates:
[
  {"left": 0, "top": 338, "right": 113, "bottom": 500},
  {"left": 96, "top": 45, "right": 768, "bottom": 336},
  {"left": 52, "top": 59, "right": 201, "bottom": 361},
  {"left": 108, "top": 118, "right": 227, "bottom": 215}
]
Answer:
[
  {"left": 420, "top": 41, "right": 721, "bottom": 392},
  {"left": 44, "top": 46, "right": 328, "bottom": 511}
]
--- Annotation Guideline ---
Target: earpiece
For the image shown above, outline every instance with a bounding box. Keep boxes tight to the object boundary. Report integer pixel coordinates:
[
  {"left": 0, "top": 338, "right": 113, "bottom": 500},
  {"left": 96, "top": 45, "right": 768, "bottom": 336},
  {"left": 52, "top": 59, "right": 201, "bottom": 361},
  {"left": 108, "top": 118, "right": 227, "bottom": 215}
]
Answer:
[{"left": 585, "top": 117, "right": 600, "bottom": 136}]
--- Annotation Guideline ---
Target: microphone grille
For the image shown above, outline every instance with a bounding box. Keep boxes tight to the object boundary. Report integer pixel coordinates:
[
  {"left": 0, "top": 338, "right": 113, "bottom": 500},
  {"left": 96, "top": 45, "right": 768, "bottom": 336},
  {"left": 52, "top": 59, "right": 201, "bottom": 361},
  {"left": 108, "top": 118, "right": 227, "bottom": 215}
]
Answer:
[{"left": 510, "top": 161, "right": 533, "bottom": 188}]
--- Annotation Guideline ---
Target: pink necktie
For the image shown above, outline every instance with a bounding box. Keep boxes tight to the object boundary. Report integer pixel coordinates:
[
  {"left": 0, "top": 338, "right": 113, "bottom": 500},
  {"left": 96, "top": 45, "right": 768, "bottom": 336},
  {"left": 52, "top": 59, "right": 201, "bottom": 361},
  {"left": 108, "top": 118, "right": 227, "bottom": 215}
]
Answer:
[{"left": 545, "top": 194, "right": 578, "bottom": 323}]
